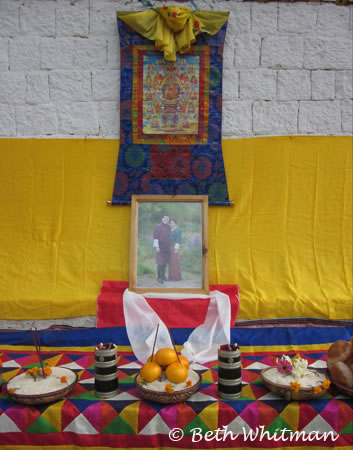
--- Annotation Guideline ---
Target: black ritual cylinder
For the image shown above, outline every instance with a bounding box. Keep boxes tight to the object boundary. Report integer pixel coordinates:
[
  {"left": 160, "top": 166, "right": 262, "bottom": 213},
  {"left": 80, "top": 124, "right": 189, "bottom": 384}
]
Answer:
[
  {"left": 218, "top": 344, "right": 242, "bottom": 400},
  {"left": 94, "top": 343, "right": 118, "bottom": 398}
]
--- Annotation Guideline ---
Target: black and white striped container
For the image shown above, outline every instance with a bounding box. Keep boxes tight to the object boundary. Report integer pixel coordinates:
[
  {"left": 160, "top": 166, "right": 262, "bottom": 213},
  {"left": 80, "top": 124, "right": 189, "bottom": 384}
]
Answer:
[
  {"left": 217, "top": 344, "right": 242, "bottom": 400},
  {"left": 94, "top": 343, "right": 118, "bottom": 398}
]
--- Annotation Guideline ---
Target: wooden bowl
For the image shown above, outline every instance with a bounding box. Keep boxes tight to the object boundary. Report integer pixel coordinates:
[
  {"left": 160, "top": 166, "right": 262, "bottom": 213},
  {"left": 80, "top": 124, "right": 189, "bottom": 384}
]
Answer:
[
  {"left": 261, "top": 367, "right": 329, "bottom": 401},
  {"left": 6, "top": 368, "right": 78, "bottom": 405},
  {"left": 135, "top": 371, "right": 201, "bottom": 404},
  {"left": 329, "top": 378, "right": 353, "bottom": 397}
]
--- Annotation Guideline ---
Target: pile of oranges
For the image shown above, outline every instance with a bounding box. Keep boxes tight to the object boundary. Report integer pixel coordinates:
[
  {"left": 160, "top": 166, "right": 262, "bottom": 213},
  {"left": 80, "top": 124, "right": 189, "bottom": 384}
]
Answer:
[{"left": 140, "top": 348, "right": 190, "bottom": 384}]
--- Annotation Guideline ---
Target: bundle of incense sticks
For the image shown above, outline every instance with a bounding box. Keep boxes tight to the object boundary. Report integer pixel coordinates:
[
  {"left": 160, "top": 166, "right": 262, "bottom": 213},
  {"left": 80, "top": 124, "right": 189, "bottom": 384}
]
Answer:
[
  {"left": 30, "top": 327, "right": 46, "bottom": 378},
  {"left": 151, "top": 324, "right": 181, "bottom": 363}
]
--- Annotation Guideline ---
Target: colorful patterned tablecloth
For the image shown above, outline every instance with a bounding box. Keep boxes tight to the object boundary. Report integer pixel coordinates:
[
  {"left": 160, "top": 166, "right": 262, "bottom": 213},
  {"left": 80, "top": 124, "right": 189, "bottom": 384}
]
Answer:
[{"left": 0, "top": 344, "right": 352, "bottom": 450}]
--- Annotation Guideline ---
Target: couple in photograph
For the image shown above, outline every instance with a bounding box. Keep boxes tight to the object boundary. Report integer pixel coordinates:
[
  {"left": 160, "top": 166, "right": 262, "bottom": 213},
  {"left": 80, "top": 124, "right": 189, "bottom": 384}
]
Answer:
[{"left": 153, "top": 214, "right": 182, "bottom": 284}]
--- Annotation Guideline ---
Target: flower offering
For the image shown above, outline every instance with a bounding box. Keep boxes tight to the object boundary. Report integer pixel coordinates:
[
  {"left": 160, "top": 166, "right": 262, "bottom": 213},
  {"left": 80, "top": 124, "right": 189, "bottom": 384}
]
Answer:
[{"left": 262, "top": 353, "right": 332, "bottom": 400}]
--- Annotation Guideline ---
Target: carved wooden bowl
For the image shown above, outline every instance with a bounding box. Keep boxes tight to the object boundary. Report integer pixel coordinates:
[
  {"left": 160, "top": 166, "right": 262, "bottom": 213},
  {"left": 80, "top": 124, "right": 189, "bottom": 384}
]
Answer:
[
  {"left": 329, "top": 378, "right": 353, "bottom": 397},
  {"left": 261, "top": 367, "right": 329, "bottom": 401},
  {"left": 6, "top": 368, "right": 78, "bottom": 405},
  {"left": 135, "top": 371, "right": 201, "bottom": 404}
]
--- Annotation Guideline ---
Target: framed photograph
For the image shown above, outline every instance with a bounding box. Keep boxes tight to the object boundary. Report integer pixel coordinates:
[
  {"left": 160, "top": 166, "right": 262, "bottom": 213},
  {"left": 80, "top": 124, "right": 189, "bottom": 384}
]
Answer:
[{"left": 129, "top": 195, "right": 209, "bottom": 294}]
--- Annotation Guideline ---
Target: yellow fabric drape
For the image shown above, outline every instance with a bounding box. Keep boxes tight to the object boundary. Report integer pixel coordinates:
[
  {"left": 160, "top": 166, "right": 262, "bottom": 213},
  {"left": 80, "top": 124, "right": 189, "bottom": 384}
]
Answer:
[
  {"left": 0, "top": 136, "right": 351, "bottom": 320},
  {"left": 117, "top": 7, "right": 229, "bottom": 61}
]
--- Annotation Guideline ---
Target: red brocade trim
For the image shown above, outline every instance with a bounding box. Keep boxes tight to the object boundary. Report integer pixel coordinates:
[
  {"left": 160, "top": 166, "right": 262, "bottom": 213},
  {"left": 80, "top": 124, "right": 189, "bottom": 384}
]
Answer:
[{"left": 150, "top": 145, "right": 191, "bottom": 179}]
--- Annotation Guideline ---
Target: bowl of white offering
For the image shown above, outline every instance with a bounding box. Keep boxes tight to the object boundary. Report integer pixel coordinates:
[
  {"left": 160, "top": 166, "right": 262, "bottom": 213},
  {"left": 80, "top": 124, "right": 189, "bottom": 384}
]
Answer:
[
  {"left": 7, "top": 366, "right": 77, "bottom": 405},
  {"left": 261, "top": 354, "right": 331, "bottom": 401}
]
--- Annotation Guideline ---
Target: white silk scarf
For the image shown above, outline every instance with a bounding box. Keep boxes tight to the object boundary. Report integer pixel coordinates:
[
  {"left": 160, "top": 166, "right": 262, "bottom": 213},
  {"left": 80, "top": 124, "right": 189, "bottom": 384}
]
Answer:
[{"left": 122, "top": 289, "right": 233, "bottom": 363}]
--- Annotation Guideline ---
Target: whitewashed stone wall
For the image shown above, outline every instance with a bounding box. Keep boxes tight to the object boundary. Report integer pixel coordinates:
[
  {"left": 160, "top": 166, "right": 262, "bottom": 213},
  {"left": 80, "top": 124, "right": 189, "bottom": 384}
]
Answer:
[{"left": 0, "top": 0, "right": 352, "bottom": 139}]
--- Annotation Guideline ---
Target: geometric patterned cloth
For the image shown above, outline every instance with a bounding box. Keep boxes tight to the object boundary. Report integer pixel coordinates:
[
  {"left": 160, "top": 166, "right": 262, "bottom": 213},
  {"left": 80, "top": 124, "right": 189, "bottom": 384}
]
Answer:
[
  {"left": 112, "top": 20, "right": 230, "bottom": 205},
  {"left": 1, "top": 345, "right": 352, "bottom": 448}
]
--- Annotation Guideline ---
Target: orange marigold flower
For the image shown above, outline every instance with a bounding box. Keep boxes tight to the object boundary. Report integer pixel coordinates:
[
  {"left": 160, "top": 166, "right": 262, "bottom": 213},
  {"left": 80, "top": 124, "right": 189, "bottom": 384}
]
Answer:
[
  {"left": 43, "top": 366, "right": 52, "bottom": 376},
  {"left": 165, "top": 383, "right": 174, "bottom": 394},
  {"left": 290, "top": 380, "right": 301, "bottom": 392},
  {"left": 25, "top": 370, "right": 30, "bottom": 376},
  {"left": 186, "top": 380, "right": 192, "bottom": 387},
  {"left": 60, "top": 376, "right": 67, "bottom": 384},
  {"left": 8, "top": 388, "right": 15, "bottom": 394},
  {"left": 0, "top": 360, "right": 3, "bottom": 367},
  {"left": 314, "top": 385, "right": 322, "bottom": 395},
  {"left": 323, "top": 379, "right": 331, "bottom": 390},
  {"left": 33, "top": 366, "right": 40, "bottom": 373}
]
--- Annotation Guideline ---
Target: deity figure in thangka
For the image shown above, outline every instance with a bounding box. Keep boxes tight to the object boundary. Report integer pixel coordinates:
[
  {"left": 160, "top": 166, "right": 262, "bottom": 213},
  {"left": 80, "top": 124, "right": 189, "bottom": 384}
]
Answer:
[{"left": 142, "top": 55, "right": 201, "bottom": 135}]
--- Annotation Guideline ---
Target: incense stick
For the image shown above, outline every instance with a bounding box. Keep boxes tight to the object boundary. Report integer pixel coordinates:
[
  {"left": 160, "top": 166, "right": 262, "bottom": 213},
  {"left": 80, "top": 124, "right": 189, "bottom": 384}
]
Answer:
[
  {"left": 151, "top": 324, "right": 159, "bottom": 362},
  {"left": 30, "top": 327, "right": 46, "bottom": 378},
  {"left": 167, "top": 327, "right": 181, "bottom": 363}
]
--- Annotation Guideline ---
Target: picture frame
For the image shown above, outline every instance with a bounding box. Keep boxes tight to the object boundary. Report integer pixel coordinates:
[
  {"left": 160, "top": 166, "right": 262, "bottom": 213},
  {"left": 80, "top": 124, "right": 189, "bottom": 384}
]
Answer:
[{"left": 129, "top": 195, "right": 209, "bottom": 294}]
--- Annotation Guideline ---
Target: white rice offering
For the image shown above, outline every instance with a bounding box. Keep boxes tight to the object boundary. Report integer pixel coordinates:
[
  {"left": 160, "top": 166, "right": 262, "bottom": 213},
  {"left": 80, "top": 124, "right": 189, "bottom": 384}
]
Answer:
[
  {"left": 7, "top": 367, "right": 76, "bottom": 396},
  {"left": 263, "top": 367, "right": 325, "bottom": 388},
  {"left": 137, "top": 368, "right": 199, "bottom": 392}
]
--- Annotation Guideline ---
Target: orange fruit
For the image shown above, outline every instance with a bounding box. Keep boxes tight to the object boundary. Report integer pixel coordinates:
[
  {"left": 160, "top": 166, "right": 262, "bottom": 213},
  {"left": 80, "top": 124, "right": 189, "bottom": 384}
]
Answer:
[
  {"left": 155, "top": 348, "right": 178, "bottom": 366},
  {"left": 165, "top": 362, "right": 188, "bottom": 384},
  {"left": 179, "top": 355, "right": 190, "bottom": 369},
  {"left": 140, "top": 362, "right": 162, "bottom": 382}
]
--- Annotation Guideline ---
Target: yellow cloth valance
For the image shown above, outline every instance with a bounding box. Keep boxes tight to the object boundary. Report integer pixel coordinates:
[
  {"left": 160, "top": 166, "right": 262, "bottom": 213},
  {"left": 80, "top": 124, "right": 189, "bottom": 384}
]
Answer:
[{"left": 117, "top": 6, "right": 229, "bottom": 61}]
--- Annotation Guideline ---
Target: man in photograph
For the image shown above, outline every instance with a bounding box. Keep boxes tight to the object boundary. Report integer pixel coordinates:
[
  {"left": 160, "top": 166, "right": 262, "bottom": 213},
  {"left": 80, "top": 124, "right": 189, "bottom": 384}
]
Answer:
[{"left": 153, "top": 214, "right": 171, "bottom": 284}]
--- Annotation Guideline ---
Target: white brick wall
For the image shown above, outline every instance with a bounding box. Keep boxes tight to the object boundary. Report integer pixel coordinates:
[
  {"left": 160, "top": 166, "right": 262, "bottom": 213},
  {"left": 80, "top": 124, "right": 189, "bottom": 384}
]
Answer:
[{"left": 0, "top": 0, "right": 351, "bottom": 138}]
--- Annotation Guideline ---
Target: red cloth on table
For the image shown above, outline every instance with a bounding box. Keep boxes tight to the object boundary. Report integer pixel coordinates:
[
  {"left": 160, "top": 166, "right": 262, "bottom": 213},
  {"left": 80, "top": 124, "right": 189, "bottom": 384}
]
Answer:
[{"left": 97, "top": 281, "right": 239, "bottom": 328}]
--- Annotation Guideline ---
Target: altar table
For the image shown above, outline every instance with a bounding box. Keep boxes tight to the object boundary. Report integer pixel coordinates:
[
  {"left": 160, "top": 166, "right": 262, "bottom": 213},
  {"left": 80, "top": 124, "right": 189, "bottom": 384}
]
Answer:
[{"left": 0, "top": 326, "right": 352, "bottom": 450}]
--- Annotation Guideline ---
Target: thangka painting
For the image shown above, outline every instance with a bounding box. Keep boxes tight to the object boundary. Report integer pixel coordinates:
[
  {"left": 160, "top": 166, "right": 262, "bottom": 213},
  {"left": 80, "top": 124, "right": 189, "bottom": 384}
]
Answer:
[{"left": 112, "top": 7, "right": 231, "bottom": 205}]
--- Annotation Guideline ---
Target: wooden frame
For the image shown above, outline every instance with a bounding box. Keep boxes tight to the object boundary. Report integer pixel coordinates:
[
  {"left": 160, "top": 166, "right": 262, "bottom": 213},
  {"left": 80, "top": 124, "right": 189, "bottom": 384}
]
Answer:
[{"left": 129, "top": 195, "right": 209, "bottom": 294}]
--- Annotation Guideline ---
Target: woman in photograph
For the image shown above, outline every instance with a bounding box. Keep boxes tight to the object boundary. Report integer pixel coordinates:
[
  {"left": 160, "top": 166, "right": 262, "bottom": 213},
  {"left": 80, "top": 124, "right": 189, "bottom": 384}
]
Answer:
[
  {"left": 168, "top": 219, "right": 182, "bottom": 281},
  {"left": 153, "top": 214, "right": 171, "bottom": 284}
]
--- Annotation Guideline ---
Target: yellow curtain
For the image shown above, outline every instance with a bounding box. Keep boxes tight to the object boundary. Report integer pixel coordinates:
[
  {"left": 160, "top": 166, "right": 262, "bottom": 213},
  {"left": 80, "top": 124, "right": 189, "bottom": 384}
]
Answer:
[
  {"left": 0, "top": 136, "right": 351, "bottom": 320},
  {"left": 117, "top": 7, "right": 229, "bottom": 61}
]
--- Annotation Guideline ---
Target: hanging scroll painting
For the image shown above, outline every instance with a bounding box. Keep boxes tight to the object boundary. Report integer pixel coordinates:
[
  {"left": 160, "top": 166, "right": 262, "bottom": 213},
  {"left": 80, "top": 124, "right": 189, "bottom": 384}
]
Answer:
[{"left": 112, "top": 6, "right": 230, "bottom": 205}]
